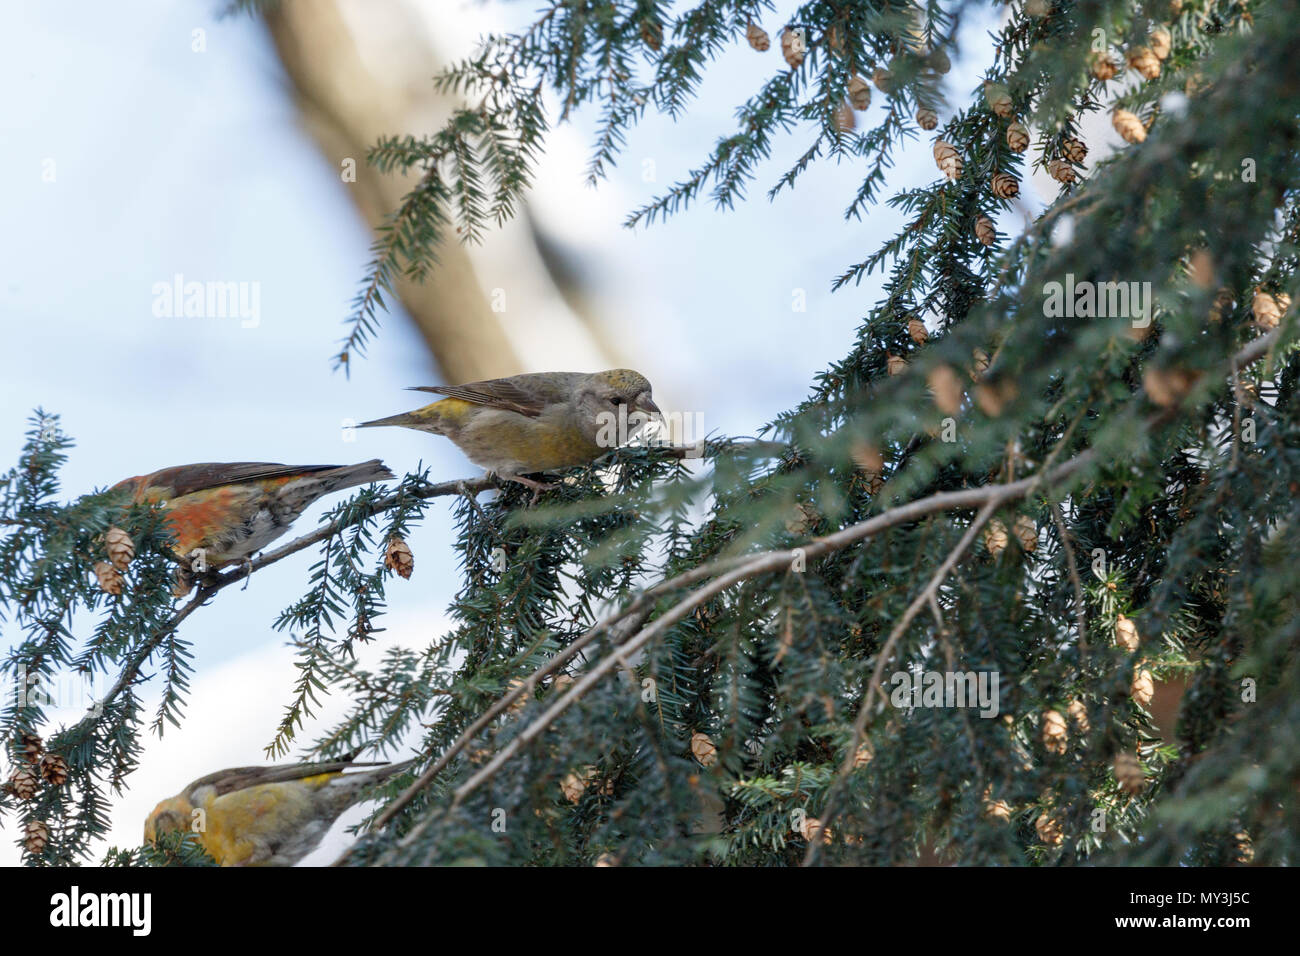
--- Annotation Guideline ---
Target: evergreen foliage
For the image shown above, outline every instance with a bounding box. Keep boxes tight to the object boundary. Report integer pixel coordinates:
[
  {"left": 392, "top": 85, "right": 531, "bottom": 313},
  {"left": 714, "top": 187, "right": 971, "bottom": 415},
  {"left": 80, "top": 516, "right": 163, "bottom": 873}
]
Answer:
[{"left": 3, "top": 0, "right": 1297, "bottom": 866}]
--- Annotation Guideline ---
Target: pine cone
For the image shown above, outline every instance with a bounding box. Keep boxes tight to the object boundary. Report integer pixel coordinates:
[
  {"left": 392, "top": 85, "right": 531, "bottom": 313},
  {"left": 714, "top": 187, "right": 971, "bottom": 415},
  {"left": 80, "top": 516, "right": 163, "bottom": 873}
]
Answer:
[
  {"left": 745, "top": 20, "right": 770, "bottom": 52},
  {"left": 847, "top": 74, "right": 871, "bottom": 111},
  {"left": 933, "top": 140, "right": 962, "bottom": 180},
  {"left": 1062, "top": 137, "right": 1087, "bottom": 163},
  {"left": 974, "top": 379, "right": 1016, "bottom": 417},
  {"left": 1209, "top": 288, "right": 1235, "bottom": 323},
  {"left": 983, "top": 82, "right": 1013, "bottom": 118},
  {"left": 24, "top": 819, "right": 49, "bottom": 855},
  {"left": 1013, "top": 515, "right": 1038, "bottom": 552},
  {"left": 1131, "top": 667, "right": 1155, "bottom": 708},
  {"left": 975, "top": 215, "right": 996, "bottom": 247},
  {"left": 1112, "top": 109, "right": 1147, "bottom": 144},
  {"left": 926, "top": 47, "right": 951, "bottom": 74},
  {"left": 1143, "top": 366, "right": 1200, "bottom": 408},
  {"left": 39, "top": 753, "right": 68, "bottom": 787},
  {"left": 834, "top": 101, "right": 855, "bottom": 133},
  {"left": 983, "top": 788, "right": 1013, "bottom": 821},
  {"left": 927, "top": 365, "right": 964, "bottom": 416},
  {"left": 852, "top": 442, "right": 886, "bottom": 494},
  {"left": 886, "top": 353, "right": 908, "bottom": 376},
  {"left": 780, "top": 26, "right": 806, "bottom": 69},
  {"left": 908, "top": 316, "right": 929, "bottom": 344},
  {"left": 506, "top": 677, "right": 530, "bottom": 714},
  {"left": 104, "top": 526, "right": 135, "bottom": 572},
  {"left": 1006, "top": 121, "right": 1029, "bottom": 153},
  {"left": 1090, "top": 53, "right": 1117, "bottom": 81},
  {"left": 1067, "top": 699, "right": 1090, "bottom": 734},
  {"left": 916, "top": 106, "right": 938, "bottom": 130},
  {"left": 690, "top": 731, "right": 717, "bottom": 767},
  {"left": 872, "top": 66, "right": 892, "bottom": 93},
  {"left": 8, "top": 765, "right": 39, "bottom": 801},
  {"left": 1252, "top": 289, "right": 1290, "bottom": 330},
  {"left": 384, "top": 536, "right": 414, "bottom": 579},
  {"left": 1036, "top": 812, "right": 1064, "bottom": 846},
  {"left": 93, "top": 561, "right": 123, "bottom": 596},
  {"left": 1127, "top": 47, "right": 1161, "bottom": 80},
  {"left": 1150, "top": 27, "right": 1172, "bottom": 60},
  {"left": 1047, "top": 158, "right": 1076, "bottom": 184},
  {"left": 1235, "top": 830, "right": 1254, "bottom": 864},
  {"left": 16, "top": 733, "right": 43, "bottom": 764},
  {"left": 1115, "top": 615, "right": 1140, "bottom": 652},
  {"left": 1042, "top": 709, "right": 1068, "bottom": 754},
  {"left": 851, "top": 442, "right": 884, "bottom": 476},
  {"left": 560, "top": 770, "right": 589, "bottom": 804},
  {"left": 991, "top": 171, "right": 1019, "bottom": 199},
  {"left": 1115, "top": 751, "right": 1146, "bottom": 795},
  {"left": 971, "top": 347, "right": 991, "bottom": 380},
  {"left": 984, "top": 519, "right": 1009, "bottom": 557}
]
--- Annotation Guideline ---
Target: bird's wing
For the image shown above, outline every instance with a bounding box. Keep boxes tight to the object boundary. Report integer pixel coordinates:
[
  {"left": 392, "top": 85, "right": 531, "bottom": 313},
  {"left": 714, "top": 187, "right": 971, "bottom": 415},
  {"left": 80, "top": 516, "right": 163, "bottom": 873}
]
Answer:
[
  {"left": 187, "top": 761, "right": 390, "bottom": 798},
  {"left": 143, "top": 463, "right": 344, "bottom": 498},
  {"left": 408, "top": 373, "right": 581, "bottom": 418}
]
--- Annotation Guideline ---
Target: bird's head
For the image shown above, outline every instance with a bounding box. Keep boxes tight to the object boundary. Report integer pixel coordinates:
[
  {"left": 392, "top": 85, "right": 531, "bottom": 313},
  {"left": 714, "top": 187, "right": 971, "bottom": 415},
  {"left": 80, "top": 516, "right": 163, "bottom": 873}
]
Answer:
[
  {"left": 144, "top": 795, "right": 193, "bottom": 844},
  {"left": 577, "top": 369, "right": 661, "bottom": 436}
]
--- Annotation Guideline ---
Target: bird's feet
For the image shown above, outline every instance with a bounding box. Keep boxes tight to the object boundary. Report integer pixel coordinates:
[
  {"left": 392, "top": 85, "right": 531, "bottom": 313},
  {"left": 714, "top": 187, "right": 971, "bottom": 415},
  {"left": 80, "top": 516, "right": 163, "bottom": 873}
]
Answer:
[{"left": 496, "top": 473, "right": 559, "bottom": 505}]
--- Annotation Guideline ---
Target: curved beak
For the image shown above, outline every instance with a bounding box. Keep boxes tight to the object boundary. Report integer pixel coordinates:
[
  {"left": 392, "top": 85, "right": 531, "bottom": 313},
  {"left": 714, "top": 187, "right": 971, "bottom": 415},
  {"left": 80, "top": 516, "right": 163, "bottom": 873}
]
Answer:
[{"left": 635, "top": 394, "right": 662, "bottom": 419}]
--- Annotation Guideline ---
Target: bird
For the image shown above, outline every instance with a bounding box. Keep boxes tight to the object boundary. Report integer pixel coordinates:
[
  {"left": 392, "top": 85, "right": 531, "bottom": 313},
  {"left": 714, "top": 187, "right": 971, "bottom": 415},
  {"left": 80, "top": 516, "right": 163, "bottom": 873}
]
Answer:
[
  {"left": 144, "top": 757, "right": 414, "bottom": 866},
  {"left": 359, "top": 369, "right": 661, "bottom": 495},
  {"left": 110, "top": 460, "right": 394, "bottom": 572}
]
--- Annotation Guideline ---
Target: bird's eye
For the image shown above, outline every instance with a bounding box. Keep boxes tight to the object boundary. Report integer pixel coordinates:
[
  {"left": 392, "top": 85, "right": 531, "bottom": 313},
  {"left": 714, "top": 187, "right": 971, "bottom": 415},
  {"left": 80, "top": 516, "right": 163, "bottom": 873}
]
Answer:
[{"left": 610, "top": 396, "right": 626, "bottom": 406}]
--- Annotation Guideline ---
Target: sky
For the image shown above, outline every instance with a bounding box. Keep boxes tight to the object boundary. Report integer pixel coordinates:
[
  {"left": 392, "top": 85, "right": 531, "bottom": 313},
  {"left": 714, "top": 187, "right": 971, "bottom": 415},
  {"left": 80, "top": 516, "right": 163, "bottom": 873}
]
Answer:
[{"left": 0, "top": 0, "right": 1086, "bottom": 866}]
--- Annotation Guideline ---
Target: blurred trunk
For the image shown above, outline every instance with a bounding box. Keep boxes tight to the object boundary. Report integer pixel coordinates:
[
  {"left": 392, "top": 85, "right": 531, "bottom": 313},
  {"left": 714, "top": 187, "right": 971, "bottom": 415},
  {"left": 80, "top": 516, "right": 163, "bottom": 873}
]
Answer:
[{"left": 264, "top": 0, "right": 615, "bottom": 382}]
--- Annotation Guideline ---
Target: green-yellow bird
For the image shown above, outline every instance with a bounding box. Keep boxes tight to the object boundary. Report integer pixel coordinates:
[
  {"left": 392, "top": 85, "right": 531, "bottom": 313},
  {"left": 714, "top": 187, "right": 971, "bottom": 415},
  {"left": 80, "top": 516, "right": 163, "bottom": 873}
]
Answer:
[
  {"left": 360, "top": 369, "right": 661, "bottom": 493},
  {"left": 144, "top": 758, "right": 413, "bottom": 866}
]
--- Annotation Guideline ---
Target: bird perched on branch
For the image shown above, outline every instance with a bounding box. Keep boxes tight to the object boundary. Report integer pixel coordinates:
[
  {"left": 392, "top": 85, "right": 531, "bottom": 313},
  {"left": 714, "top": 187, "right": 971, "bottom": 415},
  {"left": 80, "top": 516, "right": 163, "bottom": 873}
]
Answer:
[
  {"left": 144, "top": 757, "right": 414, "bottom": 866},
  {"left": 111, "top": 460, "right": 394, "bottom": 571},
  {"left": 360, "top": 369, "right": 660, "bottom": 495}
]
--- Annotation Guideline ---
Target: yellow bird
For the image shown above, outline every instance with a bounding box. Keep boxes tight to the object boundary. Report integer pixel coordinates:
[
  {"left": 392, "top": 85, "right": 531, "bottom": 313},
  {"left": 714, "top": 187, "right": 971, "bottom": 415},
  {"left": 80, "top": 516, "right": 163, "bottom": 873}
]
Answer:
[
  {"left": 360, "top": 369, "right": 661, "bottom": 494},
  {"left": 144, "top": 758, "right": 412, "bottom": 866}
]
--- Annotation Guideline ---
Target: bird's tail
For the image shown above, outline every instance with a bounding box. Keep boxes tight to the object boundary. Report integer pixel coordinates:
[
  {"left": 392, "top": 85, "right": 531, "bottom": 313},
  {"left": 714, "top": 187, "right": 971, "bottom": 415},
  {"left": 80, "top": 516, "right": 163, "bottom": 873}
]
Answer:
[
  {"left": 315, "top": 459, "right": 395, "bottom": 490},
  {"left": 324, "top": 758, "right": 418, "bottom": 811},
  {"left": 355, "top": 757, "right": 416, "bottom": 782}
]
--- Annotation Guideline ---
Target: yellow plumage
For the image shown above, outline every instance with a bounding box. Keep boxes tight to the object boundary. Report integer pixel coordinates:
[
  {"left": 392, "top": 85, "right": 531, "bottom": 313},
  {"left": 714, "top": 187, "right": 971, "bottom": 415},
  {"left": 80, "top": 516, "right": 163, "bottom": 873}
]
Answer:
[
  {"left": 361, "top": 369, "right": 661, "bottom": 495},
  {"left": 144, "top": 760, "right": 411, "bottom": 866}
]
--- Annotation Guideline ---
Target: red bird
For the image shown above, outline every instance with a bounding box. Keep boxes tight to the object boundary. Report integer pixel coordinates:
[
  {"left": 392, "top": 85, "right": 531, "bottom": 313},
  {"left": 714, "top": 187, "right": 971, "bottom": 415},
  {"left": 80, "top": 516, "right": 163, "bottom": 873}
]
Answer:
[{"left": 111, "top": 460, "right": 394, "bottom": 571}]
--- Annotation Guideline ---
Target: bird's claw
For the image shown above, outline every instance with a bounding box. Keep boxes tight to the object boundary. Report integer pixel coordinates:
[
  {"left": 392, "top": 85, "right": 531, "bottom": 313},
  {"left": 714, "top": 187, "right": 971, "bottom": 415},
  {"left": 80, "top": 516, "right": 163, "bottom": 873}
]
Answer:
[{"left": 497, "top": 473, "right": 559, "bottom": 505}]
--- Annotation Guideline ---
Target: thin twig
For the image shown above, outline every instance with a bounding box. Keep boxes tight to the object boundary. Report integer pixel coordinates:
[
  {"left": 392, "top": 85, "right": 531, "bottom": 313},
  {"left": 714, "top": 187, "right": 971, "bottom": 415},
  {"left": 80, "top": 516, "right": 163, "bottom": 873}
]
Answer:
[{"left": 803, "top": 498, "right": 1003, "bottom": 866}]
